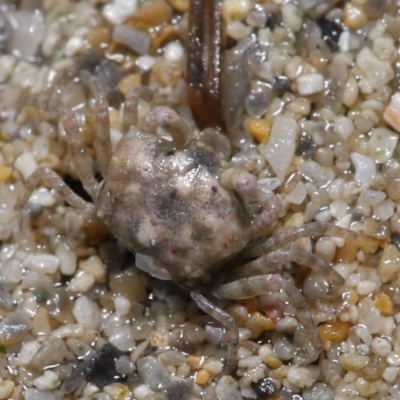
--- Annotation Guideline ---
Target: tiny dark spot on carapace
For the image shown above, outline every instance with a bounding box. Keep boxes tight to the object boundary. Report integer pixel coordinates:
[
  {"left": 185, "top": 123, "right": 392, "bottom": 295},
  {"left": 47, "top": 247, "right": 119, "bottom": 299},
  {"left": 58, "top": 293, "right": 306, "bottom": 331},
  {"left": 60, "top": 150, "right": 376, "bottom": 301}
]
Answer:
[
  {"left": 211, "top": 186, "right": 217, "bottom": 194},
  {"left": 166, "top": 150, "right": 175, "bottom": 156}
]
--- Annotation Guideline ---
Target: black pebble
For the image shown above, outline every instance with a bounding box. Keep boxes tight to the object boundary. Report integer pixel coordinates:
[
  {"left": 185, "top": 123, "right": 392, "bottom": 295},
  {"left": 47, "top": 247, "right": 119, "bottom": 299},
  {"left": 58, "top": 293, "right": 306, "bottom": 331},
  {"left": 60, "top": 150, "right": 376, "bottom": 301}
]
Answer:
[
  {"left": 85, "top": 344, "right": 124, "bottom": 387},
  {"left": 251, "top": 377, "right": 277, "bottom": 398},
  {"left": 316, "top": 17, "right": 343, "bottom": 51}
]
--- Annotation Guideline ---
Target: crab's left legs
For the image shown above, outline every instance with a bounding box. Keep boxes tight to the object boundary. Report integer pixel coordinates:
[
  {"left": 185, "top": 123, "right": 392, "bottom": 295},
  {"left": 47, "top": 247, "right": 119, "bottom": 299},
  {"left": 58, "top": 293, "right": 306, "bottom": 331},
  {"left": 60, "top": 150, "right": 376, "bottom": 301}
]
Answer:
[
  {"left": 190, "top": 291, "right": 239, "bottom": 377},
  {"left": 16, "top": 167, "right": 95, "bottom": 214},
  {"left": 245, "top": 221, "right": 377, "bottom": 259},
  {"left": 212, "top": 274, "right": 322, "bottom": 363},
  {"left": 24, "top": 96, "right": 97, "bottom": 198},
  {"left": 144, "top": 106, "right": 193, "bottom": 149},
  {"left": 80, "top": 71, "right": 112, "bottom": 178}
]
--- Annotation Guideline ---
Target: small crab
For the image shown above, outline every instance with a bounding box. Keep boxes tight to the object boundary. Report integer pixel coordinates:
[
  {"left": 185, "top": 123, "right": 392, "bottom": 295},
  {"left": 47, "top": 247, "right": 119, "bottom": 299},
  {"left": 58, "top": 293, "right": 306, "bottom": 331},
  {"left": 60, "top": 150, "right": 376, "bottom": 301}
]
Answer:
[{"left": 19, "top": 72, "right": 374, "bottom": 375}]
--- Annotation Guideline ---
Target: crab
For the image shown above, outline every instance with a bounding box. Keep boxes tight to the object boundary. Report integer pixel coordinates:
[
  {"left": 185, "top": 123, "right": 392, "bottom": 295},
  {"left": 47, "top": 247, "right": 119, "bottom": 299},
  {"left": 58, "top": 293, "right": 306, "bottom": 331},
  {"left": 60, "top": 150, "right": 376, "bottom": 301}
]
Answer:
[{"left": 19, "top": 72, "right": 375, "bottom": 376}]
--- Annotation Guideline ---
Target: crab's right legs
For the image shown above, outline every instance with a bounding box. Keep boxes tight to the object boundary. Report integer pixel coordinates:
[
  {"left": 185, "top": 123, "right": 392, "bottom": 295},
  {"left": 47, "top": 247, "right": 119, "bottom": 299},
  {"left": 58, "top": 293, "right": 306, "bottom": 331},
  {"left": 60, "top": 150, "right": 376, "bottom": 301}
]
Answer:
[
  {"left": 190, "top": 291, "right": 239, "bottom": 377},
  {"left": 16, "top": 167, "right": 95, "bottom": 214},
  {"left": 212, "top": 274, "right": 322, "bottom": 364},
  {"left": 24, "top": 97, "right": 97, "bottom": 199}
]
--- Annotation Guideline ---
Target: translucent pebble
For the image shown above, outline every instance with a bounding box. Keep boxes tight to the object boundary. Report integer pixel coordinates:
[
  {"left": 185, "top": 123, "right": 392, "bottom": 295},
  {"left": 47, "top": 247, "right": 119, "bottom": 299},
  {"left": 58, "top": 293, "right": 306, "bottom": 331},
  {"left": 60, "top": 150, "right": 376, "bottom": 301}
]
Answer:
[
  {"left": 109, "top": 325, "right": 135, "bottom": 352},
  {"left": 350, "top": 152, "right": 376, "bottom": 186},
  {"left": 245, "top": 86, "right": 273, "bottom": 117},
  {"left": 0, "top": 380, "right": 15, "bottom": 400},
  {"left": 24, "top": 388, "right": 55, "bottom": 400},
  {"left": 102, "top": 0, "right": 137, "bottom": 24},
  {"left": 303, "top": 382, "right": 334, "bottom": 400},
  {"left": 262, "top": 116, "right": 298, "bottom": 179},
  {"left": 67, "top": 271, "right": 95, "bottom": 292},
  {"left": 300, "top": 160, "right": 335, "bottom": 189},
  {"left": 72, "top": 296, "right": 100, "bottom": 330},
  {"left": 0, "top": 310, "right": 30, "bottom": 345},
  {"left": 373, "top": 199, "right": 395, "bottom": 221},
  {"left": 28, "top": 188, "right": 55, "bottom": 207},
  {"left": 334, "top": 116, "right": 354, "bottom": 140},
  {"left": 286, "top": 182, "right": 307, "bottom": 205},
  {"left": 378, "top": 244, "right": 400, "bottom": 283},
  {"left": 273, "top": 339, "right": 296, "bottom": 360},
  {"left": 137, "top": 356, "right": 169, "bottom": 391},
  {"left": 31, "top": 338, "right": 68, "bottom": 371}
]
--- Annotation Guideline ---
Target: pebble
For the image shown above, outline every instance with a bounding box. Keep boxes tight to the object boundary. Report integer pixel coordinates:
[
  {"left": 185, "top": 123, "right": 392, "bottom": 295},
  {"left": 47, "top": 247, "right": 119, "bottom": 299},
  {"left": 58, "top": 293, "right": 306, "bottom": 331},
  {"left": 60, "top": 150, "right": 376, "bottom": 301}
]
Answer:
[
  {"left": 72, "top": 296, "right": 100, "bottom": 330},
  {"left": 68, "top": 270, "right": 95, "bottom": 292},
  {"left": 343, "top": 3, "right": 368, "bottom": 29},
  {"left": 33, "top": 370, "right": 61, "bottom": 391},
  {"left": 300, "top": 160, "right": 335, "bottom": 188},
  {"left": 356, "top": 47, "right": 394, "bottom": 90},
  {"left": 133, "top": 384, "right": 155, "bottom": 400},
  {"left": 357, "top": 280, "right": 376, "bottom": 296},
  {"left": 31, "top": 338, "right": 68, "bottom": 371},
  {"left": 0, "top": 55, "right": 16, "bottom": 83},
  {"left": 248, "top": 118, "right": 270, "bottom": 143},
  {"left": 262, "top": 116, "right": 299, "bottom": 179},
  {"left": 338, "top": 353, "right": 370, "bottom": 371},
  {"left": 384, "top": 92, "right": 400, "bottom": 132},
  {"left": 371, "top": 337, "right": 392, "bottom": 357},
  {"left": 318, "top": 320, "right": 350, "bottom": 342},
  {"left": 24, "top": 388, "right": 55, "bottom": 400},
  {"left": 383, "top": 366, "right": 399, "bottom": 383},
  {"left": 297, "top": 73, "right": 324, "bottom": 95},
  {"left": 103, "top": 383, "right": 132, "bottom": 400},
  {"left": 25, "top": 254, "right": 60, "bottom": 274},
  {"left": 281, "top": 2, "right": 303, "bottom": 32},
  {"left": 55, "top": 243, "right": 77, "bottom": 276},
  {"left": 0, "top": 379, "right": 14, "bottom": 399},
  {"left": 114, "top": 295, "right": 131, "bottom": 316},
  {"left": 286, "top": 366, "right": 319, "bottom": 389},
  {"left": 64, "top": 36, "right": 84, "bottom": 57},
  {"left": 0, "top": 166, "right": 11, "bottom": 183},
  {"left": 215, "top": 375, "right": 243, "bottom": 400},
  {"left": 244, "top": 311, "right": 274, "bottom": 338},
  {"left": 374, "top": 292, "right": 394, "bottom": 316},
  {"left": 274, "top": 339, "right": 296, "bottom": 360},
  {"left": 373, "top": 198, "right": 395, "bottom": 221},
  {"left": 303, "top": 382, "right": 334, "bottom": 400},
  {"left": 378, "top": 244, "right": 400, "bottom": 283},
  {"left": 16, "top": 341, "right": 41, "bottom": 366},
  {"left": 14, "top": 152, "right": 39, "bottom": 180},
  {"left": 79, "top": 255, "right": 106, "bottom": 283},
  {"left": 367, "top": 127, "right": 398, "bottom": 163},
  {"left": 195, "top": 369, "right": 210, "bottom": 385},
  {"left": 102, "top": 0, "right": 137, "bottom": 24}
]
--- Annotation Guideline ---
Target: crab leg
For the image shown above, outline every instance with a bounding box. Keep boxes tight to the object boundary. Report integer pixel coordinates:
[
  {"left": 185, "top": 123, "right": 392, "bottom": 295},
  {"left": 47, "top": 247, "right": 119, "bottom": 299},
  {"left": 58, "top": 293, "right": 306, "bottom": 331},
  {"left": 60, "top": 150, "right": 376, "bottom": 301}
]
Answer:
[
  {"left": 80, "top": 71, "right": 112, "bottom": 178},
  {"left": 122, "top": 86, "right": 153, "bottom": 134},
  {"left": 245, "top": 221, "right": 376, "bottom": 259},
  {"left": 190, "top": 291, "right": 239, "bottom": 377},
  {"left": 144, "top": 106, "right": 193, "bottom": 149},
  {"left": 24, "top": 96, "right": 97, "bottom": 198},
  {"left": 16, "top": 167, "right": 95, "bottom": 214},
  {"left": 212, "top": 274, "right": 323, "bottom": 360},
  {"left": 230, "top": 248, "right": 344, "bottom": 288}
]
